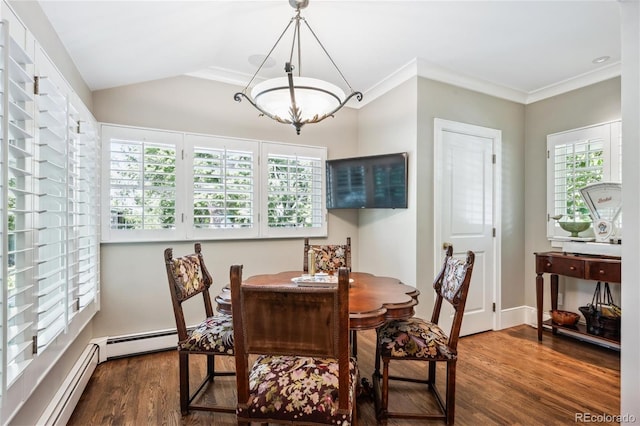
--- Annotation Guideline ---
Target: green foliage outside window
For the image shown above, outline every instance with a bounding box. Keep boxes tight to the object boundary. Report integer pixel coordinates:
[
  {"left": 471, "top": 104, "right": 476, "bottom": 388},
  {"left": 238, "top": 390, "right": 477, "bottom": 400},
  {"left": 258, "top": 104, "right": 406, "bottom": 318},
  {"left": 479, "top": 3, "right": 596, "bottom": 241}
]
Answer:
[{"left": 562, "top": 149, "right": 603, "bottom": 221}]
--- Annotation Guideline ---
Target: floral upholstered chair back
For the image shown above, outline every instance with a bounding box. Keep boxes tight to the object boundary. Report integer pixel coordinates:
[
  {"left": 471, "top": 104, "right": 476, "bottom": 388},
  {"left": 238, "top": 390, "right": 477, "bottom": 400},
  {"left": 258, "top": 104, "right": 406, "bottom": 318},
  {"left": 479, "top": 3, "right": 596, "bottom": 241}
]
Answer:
[
  {"left": 164, "top": 243, "right": 213, "bottom": 303},
  {"left": 432, "top": 245, "right": 476, "bottom": 346},
  {"left": 438, "top": 253, "right": 474, "bottom": 307},
  {"left": 304, "top": 237, "right": 351, "bottom": 274}
]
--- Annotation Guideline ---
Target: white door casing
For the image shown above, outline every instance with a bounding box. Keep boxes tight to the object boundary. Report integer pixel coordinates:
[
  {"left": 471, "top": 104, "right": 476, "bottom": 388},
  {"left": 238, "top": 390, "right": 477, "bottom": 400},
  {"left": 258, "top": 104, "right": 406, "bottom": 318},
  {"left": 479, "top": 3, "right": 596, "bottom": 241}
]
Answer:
[{"left": 434, "top": 118, "right": 501, "bottom": 336}]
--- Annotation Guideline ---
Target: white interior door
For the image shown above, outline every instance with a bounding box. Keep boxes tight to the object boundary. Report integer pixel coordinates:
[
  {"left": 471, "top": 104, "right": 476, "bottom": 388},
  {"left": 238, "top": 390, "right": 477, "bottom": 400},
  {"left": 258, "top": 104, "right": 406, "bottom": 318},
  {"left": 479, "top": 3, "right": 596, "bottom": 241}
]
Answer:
[{"left": 434, "top": 118, "right": 500, "bottom": 336}]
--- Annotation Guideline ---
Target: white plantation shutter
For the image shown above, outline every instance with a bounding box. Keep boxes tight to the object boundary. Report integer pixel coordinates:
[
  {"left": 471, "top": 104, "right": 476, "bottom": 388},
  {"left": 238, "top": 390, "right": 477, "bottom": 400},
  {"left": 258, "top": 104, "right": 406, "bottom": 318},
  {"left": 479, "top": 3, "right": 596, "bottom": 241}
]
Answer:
[
  {"left": 2, "top": 22, "right": 37, "bottom": 385},
  {"left": 35, "top": 64, "right": 68, "bottom": 351},
  {"left": 186, "top": 134, "right": 258, "bottom": 239},
  {"left": 74, "top": 117, "right": 100, "bottom": 310}
]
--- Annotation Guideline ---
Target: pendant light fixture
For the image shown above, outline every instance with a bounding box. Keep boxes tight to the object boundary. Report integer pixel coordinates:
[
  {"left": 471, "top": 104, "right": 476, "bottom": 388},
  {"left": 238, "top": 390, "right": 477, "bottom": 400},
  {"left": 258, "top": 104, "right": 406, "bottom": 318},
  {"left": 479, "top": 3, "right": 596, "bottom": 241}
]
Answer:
[{"left": 234, "top": 0, "right": 363, "bottom": 135}]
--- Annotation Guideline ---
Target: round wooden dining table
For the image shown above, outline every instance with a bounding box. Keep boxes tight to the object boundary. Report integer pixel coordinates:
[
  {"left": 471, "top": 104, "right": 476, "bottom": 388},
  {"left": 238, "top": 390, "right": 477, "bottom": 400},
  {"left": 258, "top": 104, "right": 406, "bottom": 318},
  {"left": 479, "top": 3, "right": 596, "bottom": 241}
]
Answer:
[{"left": 215, "top": 271, "right": 420, "bottom": 330}]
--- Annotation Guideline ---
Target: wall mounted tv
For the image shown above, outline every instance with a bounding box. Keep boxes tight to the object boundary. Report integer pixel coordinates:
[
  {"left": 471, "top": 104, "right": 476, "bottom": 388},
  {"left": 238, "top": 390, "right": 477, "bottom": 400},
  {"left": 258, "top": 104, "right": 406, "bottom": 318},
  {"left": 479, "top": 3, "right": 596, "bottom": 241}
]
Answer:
[{"left": 326, "top": 152, "right": 408, "bottom": 209}]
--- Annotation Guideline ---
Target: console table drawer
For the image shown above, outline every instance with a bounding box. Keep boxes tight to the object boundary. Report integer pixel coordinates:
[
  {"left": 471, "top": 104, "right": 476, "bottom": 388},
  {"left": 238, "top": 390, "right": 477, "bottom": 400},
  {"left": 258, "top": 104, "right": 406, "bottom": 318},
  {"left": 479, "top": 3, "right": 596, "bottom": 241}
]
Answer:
[
  {"left": 536, "top": 255, "right": 584, "bottom": 278},
  {"left": 586, "top": 261, "right": 621, "bottom": 283}
]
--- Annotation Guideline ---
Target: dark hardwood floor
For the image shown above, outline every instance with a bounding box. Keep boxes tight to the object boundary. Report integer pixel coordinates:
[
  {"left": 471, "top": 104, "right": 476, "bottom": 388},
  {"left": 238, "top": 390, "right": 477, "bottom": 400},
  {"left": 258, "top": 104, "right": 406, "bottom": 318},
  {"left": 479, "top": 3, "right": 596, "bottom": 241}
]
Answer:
[{"left": 68, "top": 325, "right": 620, "bottom": 425}]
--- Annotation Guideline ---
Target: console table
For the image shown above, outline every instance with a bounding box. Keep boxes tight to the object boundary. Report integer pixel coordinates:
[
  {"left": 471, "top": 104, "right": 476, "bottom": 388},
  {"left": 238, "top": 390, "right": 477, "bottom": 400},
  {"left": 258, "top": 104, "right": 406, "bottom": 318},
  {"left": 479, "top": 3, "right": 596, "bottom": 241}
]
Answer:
[{"left": 535, "top": 251, "right": 621, "bottom": 344}]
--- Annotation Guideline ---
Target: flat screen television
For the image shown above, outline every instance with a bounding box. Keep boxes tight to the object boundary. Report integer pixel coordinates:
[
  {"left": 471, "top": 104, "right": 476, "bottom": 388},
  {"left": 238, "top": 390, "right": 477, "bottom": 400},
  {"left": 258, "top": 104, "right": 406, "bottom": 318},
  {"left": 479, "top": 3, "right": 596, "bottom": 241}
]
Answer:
[{"left": 326, "top": 152, "right": 408, "bottom": 209}]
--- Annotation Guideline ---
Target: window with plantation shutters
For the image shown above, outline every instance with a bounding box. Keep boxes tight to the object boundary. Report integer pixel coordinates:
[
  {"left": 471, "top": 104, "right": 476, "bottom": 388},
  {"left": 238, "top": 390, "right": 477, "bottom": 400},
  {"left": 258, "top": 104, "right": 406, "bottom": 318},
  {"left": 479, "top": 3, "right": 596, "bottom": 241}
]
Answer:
[
  {"left": 101, "top": 126, "right": 182, "bottom": 242},
  {"left": 546, "top": 121, "right": 621, "bottom": 239},
  {"left": 0, "top": 12, "right": 101, "bottom": 416},
  {"left": 187, "top": 134, "right": 258, "bottom": 239},
  {"left": 262, "top": 142, "right": 325, "bottom": 237},
  {"left": 102, "top": 126, "right": 327, "bottom": 241}
]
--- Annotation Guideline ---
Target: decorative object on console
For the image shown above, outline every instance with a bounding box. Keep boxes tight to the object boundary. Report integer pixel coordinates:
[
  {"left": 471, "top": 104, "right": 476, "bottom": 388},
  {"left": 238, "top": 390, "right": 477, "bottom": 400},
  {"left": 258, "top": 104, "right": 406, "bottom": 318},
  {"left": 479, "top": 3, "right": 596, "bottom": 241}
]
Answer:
[
  {"left": 557, "top": 220, "right": 591, "bottom": 237},
  {"left": 550, "top": 309, "right": 580, "bottom": 326},
  {"left": 233, "top": 0, "right": 362, "bottom": 135},
  {"left": 580, "top": 182, "right": 622, "bottom": 243}
]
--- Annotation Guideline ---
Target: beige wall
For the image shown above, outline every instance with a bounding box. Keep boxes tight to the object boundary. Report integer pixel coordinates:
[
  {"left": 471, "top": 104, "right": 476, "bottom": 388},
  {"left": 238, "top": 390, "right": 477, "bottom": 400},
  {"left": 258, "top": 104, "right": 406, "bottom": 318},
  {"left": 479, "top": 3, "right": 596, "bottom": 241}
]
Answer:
[
  {"left": 523, "top": 77, "right": 621, "bottom": 313},
  {"left": 357, "top": 78, "right": 418, "bottom": 293},
  {"left": 92, "top": 76, "right": 361, "bottom": 337},
  {"left": 355, "top": 76, "right": 526, "bottom": 319},
  {"left": 416, "top": 77, "right": 526, "bottom": 315}
]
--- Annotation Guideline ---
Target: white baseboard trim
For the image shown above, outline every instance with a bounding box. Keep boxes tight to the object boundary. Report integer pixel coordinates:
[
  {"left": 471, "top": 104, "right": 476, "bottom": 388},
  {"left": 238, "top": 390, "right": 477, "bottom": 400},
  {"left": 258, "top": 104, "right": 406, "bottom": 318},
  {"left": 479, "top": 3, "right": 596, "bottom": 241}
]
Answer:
[{"left": 37, "top": 344, "right": 99, "bottom": 426}]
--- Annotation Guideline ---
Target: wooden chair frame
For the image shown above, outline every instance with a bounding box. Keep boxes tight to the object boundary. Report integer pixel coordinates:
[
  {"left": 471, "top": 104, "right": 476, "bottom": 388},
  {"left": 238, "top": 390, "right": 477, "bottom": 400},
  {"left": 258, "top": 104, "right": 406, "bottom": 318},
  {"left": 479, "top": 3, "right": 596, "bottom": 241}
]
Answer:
[
  {"left": 230, "top": 265, "right": 357, "bottom": 425},
  {"left": 373, "top": 246, "right": 475, "bottom": 425},
  {"left": 164, "top": 243, "right": 235, "bottom": 415}
]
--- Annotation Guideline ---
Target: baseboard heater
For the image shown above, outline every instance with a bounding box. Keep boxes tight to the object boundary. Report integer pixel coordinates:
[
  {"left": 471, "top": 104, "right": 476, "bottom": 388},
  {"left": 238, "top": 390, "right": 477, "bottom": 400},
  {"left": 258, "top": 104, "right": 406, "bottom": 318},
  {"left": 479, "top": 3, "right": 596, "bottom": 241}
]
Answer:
[
  {"left": 37, "top": 329, "right": 178, "bottom": 425},
  {"left": 37, "top": 343, "right": 99, "bottom": 426},
  {"left": 105, "top": 328, "right": 177, "bottom": 360}
]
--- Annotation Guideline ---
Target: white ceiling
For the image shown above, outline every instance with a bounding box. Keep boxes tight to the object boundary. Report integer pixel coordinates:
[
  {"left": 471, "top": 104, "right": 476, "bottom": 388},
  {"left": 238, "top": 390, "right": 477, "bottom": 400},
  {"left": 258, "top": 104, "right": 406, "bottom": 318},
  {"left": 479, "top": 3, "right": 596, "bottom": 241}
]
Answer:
[{"left": 36, "top": 0, "right": 622, "bottom": 105}]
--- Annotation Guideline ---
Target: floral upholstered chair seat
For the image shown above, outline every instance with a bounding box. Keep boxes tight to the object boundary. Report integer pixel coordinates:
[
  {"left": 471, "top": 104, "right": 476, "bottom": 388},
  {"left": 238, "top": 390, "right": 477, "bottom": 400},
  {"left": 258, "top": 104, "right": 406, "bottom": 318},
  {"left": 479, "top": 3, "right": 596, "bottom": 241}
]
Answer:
[
  {"left": 178, "top": 314, "right": 234, "bottom": 355},
  {"left": 237, "top": 355, "right": 358, "bottom": 425},
  {"left": 378, "top": 317, "right": 455, "bottom": 360}
]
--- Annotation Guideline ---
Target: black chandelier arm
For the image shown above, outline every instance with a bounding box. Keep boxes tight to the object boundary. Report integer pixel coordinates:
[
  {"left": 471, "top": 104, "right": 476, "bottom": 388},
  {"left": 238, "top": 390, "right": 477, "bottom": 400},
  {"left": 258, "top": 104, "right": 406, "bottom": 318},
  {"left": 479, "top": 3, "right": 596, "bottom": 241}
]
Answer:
[{"left": 240, "top": 17, "right": 296, "bottom": 94}]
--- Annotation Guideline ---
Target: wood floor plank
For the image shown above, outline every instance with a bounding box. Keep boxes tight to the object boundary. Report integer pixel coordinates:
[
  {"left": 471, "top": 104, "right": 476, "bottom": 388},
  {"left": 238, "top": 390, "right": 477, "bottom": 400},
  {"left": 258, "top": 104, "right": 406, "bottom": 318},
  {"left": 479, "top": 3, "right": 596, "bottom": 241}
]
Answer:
[{"left": 68, "top": 325, "right": 620, "bottom": 425}]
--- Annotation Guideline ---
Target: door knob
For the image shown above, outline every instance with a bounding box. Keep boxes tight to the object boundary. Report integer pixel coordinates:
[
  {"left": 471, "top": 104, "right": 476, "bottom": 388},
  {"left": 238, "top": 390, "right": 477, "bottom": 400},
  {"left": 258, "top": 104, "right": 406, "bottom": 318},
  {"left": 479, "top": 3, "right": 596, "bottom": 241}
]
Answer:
[{"left": 442, "top": 242, "right": 452, "bottom": 250}]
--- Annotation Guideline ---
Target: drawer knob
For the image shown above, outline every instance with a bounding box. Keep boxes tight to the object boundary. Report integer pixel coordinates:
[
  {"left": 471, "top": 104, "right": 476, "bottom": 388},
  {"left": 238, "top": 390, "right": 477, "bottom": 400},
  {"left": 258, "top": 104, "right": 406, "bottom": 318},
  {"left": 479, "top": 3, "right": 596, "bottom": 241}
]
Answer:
[
  {"left": 546, "top": 262, "right": 551, "bottom": 267},
  {"left": 599, "top": 270, "right": 605, "bottom": 274},
  {"left": 569, "top": 266, "right": 576, "bottom": 271}
]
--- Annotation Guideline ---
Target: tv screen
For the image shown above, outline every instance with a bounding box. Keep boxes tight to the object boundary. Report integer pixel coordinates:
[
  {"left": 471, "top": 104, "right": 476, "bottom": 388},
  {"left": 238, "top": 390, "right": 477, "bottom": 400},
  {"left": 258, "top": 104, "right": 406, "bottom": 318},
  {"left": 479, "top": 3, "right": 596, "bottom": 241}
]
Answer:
[{"left": 326, "top": 152, "right": 408, "bottom": 209}]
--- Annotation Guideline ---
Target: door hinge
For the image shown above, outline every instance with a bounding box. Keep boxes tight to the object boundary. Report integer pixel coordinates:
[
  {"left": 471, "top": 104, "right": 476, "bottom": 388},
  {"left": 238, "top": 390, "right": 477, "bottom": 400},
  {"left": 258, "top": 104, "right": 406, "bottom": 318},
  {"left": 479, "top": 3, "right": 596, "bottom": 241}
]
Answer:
[
  {"left": 547, "top": 150, "right": 550, "bottom": 159},
  {"left": 493, "top": 227, "right": 496, "bottom": 237},
  {"left": 492, "top": 154, "right": 496, "bottom": 164},
  {"left": 34, "top": 76, "right": 40, "bottom": 95},
  {"left": 181, "top": 149, "right": 185, "bottom": 160},
  {"left": 492, "top": 302, "right": 496, "bottom": 312},
  {"left": 32, "top": 336, "right": 38, "bottom": 354}
]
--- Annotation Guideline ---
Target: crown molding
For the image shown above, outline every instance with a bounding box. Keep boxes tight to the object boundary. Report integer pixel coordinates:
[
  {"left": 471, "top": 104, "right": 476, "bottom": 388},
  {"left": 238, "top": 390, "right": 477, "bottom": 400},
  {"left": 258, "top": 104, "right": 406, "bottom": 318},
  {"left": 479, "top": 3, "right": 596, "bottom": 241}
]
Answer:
[
  {"left": 525, "top": 62, "right": 621, "bottom": 104},
  {"left": 187, "top": 59, "right": 622, "bottom": 108}
]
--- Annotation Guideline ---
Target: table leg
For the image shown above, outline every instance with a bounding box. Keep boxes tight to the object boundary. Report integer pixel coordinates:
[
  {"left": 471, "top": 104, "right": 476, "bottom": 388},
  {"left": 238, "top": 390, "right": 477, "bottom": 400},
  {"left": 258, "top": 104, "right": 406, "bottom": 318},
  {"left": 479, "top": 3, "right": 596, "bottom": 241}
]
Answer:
[
  {"left": 550, "top": 274, "right": 559, "bottom": 335},
  {"left": 536, "top": 273, "right": 543, "bottom": 341}
]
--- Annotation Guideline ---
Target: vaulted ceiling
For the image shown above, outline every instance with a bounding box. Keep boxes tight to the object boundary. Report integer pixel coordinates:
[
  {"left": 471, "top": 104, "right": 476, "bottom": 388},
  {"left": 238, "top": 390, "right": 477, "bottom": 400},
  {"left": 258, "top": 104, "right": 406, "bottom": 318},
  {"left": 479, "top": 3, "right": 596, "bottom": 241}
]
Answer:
[{"left": 37, "top": 0, "right": 621, "bottom": 105}]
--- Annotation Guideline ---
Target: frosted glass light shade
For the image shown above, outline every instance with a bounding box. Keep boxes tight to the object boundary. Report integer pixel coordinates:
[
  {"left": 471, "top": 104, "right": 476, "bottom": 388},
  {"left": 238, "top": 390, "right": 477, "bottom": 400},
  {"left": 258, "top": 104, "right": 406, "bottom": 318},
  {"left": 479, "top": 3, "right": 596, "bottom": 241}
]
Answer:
[{"left": 252, "top": 76, "right": 346, "bottom": 122}]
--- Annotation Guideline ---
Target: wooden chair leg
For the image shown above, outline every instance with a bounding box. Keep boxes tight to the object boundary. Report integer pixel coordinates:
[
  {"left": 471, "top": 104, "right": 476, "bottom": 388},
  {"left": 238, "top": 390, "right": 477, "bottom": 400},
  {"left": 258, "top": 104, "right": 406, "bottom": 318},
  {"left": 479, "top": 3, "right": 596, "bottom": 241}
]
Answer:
[
  {"left": 374, "top": 329, "right": 381, "bottom": 375},
  {"left": 428, "top": 359, "right": 436, "bottom": 388},
  {"left": 351, "top": 329, "right": 358, "bottom": 357},
  {"left": 207, "top": 354, "right": 214, "bottom": 381},
  {"left": 179, "top": 352, "right": 189, "bottom": 415},
  {"left": 446, "top": 360, "right": 456, "bottom": 425},
  {"left": 381, "top": 358, "right": 390, "bottom": 414}
]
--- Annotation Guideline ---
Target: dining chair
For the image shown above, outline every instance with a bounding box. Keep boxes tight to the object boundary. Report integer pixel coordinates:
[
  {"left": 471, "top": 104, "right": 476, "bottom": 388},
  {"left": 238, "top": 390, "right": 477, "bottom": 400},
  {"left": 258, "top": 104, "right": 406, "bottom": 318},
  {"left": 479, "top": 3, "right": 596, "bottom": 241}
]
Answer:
[
  {"left": 303, "top": 236, "right": 352, "bottom": 274},
  {"left": 373, "top": 245, "right": 475, "bottom": 425},
  {"left": 303, "top": 237, "right": 358, "bottom": 354},
  {"left": 230, "top": 264, "right": 359, "bottom": 425},
  {"left": 164, "top": 243, "right": 235, "bottom": 415}
]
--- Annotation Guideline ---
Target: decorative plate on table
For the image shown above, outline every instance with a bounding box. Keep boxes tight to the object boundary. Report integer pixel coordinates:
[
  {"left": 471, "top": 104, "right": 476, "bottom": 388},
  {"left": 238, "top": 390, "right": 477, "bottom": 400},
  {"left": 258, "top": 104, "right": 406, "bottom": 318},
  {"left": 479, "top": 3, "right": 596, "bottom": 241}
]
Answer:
[{"left": 291, "top": 274, "right": 354, "bottom": 286}]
